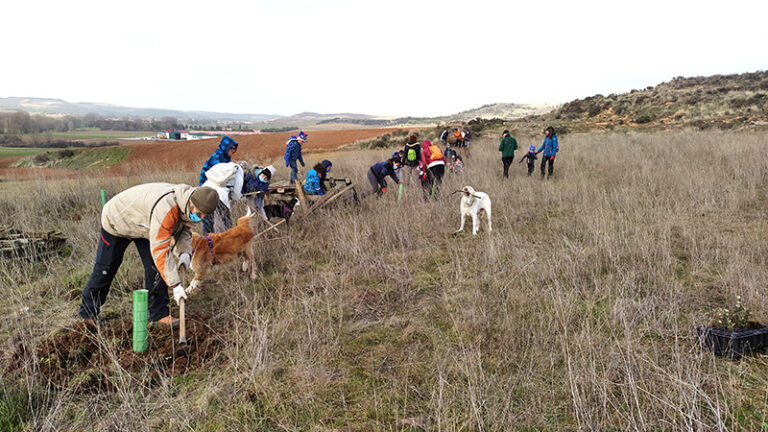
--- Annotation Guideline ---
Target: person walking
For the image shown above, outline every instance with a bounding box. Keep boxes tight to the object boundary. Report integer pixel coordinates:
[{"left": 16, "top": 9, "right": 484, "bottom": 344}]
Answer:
[
  {"left": 285, "top": 131, "right": 307, "bottom": 183},
  {"left": 199, "top": 136, "right": 238, "bottom": 186},
  {"left": 365, "top": 157, "right": 401, "bottom": 198},
  {"left": 79, "top": 184, "right": 219, "bottom": 326},
  {"left": 519, "top": 146, "right": 538, "bottom": 176},
  {"left": 537, "top": 126, "right": 559, "bottom": 179},
  {"left": 499, "top": 130, "right": 518, "bottom": 178}
]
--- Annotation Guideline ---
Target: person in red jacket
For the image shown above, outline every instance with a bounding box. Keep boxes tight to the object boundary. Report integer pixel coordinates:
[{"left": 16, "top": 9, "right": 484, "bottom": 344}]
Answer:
[{"left": 421, "top": 140, "right": 446, "bottom": 199}]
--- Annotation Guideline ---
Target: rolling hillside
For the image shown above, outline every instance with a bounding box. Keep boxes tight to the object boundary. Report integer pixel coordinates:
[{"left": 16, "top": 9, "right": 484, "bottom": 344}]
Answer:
[{"left": 534, "top": 70, "right": 768, "bottom": 130}]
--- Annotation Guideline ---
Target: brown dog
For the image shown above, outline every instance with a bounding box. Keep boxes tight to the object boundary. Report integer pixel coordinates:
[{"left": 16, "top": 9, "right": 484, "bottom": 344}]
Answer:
[{"left": 186, "top": 208, "right": 256, "bottom": 295}]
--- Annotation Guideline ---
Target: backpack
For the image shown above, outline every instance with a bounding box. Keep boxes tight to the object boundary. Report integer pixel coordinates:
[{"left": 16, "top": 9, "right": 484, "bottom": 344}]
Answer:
[
  {"left": 428, "top": 145, "right": 443, "bottom": 161},
  {"left": 406, "top": 147, "right": 417, "bottom": 162}
]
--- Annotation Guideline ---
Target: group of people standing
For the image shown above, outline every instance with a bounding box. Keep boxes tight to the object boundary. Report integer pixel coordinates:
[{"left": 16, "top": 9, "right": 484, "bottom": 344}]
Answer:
[{"left": 499, "top": 126, "right": 559, "bottom": 179}]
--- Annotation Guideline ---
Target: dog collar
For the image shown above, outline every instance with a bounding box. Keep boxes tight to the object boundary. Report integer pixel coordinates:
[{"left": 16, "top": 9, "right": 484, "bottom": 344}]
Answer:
[{"left": 205, "top": 234, "right": 216, "bottom": 265}]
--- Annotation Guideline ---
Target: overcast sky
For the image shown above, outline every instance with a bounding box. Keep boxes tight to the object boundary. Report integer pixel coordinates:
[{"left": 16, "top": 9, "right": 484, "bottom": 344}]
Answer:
[{"left": 3, "top": 0, "right": 766, "bottom": 117}]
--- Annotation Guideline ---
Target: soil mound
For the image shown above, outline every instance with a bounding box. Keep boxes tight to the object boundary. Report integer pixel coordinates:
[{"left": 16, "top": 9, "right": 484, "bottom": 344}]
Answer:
[{"left": 5, "top": 313, "right": 224, "bottom": 392}]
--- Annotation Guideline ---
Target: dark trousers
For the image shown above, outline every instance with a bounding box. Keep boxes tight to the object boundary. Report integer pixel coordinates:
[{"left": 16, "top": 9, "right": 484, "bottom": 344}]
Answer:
[
  {"left": 202, "top": 200, "right": 231, "bottom": 235},
  {"left": 428, "top": 164, "right": 445, "bottom": 199},
  {"left": 502, "top": 157, "right": 514, "bottom": 178},
  {"left": 540, "top": 157, "right": 555, "bottom": 178},
  {"left": 527, "top": 162, "right": 535, "bottom": 176},
  {"left": 79, "top": 228, "right": 170, "bottom": 321}
]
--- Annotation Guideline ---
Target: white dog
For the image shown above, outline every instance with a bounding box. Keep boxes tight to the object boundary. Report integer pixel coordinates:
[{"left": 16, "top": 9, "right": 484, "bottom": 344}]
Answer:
[{"left": 456, "top": 186, "right": 492, "bottom": 235}]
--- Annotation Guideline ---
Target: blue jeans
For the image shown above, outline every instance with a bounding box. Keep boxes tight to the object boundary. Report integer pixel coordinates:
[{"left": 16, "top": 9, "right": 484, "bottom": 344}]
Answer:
[{"left": 289, "top": 160, "right": 299, "bottom": 183}]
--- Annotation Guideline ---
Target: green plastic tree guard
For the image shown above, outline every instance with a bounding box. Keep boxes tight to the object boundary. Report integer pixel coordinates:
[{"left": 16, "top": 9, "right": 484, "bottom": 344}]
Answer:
[
  {"left": 133, "top": 289, "right": 148, "bottom": 353},
  {"left": 100, "top": 190, "right": 107, "bottom": 207}
]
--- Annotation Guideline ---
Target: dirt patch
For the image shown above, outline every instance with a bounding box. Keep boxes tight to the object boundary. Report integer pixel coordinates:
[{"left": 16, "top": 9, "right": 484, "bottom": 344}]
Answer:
[
  {"left": 0, "top": 128, "right": 398, "bottom": 180},
  {"left": 112, "top": 128, "right": 400, "bottom": 174},
  {"left": 5, "top": 313, "right": 224, "bottom": 392}
]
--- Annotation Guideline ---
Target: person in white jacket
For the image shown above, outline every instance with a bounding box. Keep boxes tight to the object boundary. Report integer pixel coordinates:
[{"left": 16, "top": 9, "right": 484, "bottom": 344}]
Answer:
[{"left": 201, "top": 161, "right": 246, "bottom": 234}]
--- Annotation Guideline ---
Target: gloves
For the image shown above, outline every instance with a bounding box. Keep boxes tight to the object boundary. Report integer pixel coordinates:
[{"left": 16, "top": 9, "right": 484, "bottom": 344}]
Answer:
[
  {"left": 172, "top": 284, "right": 187, "bottom": 305},
  {"left": 381, "top": 187, "right": 387, "bottom": 193},
  {"left": 178, "top": 253, "right": 190, "bottom": 269},
  {"left": 397, "top": 181, "right": 402, "bottom": 184},
  {"left": 550, "top": 156, "right": 555, "bottom": 161}
]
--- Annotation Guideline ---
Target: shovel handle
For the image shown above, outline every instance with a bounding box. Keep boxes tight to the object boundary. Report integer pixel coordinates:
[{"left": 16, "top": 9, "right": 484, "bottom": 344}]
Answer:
[{"left": 179, "top": 266, "right": 187, "bottom": 344}]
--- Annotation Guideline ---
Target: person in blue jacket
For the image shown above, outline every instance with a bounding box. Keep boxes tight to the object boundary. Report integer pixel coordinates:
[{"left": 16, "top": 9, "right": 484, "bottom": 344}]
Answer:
[
  {"left": 304, "top": 160, "right": 332, "bottom": 195},
  {"left": 242, "top": 165, "right": 275, "bottom": 219},
  {"left": 284, "top": 131, "right": 307, "bottom": 183},
  {"left": 537, "top": 126, "right": 559, "bottom": 179},
  {"left": 199, "top": 136, "right": 238, "bottom": 186},
  {"left": 366, "top": 157, "right": 401, "bottom": 198}
]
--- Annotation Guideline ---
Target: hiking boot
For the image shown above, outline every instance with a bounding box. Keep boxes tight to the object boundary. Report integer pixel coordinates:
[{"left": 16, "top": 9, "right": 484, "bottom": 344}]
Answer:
[{"left": 152, "top": 315, "right": 179, "bottom": 328}]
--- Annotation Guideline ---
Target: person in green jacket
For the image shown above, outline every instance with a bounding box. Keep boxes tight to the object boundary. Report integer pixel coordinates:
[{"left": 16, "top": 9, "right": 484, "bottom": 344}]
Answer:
[{"left": 499, "top": 130, "right": 518, "bottom": 178}]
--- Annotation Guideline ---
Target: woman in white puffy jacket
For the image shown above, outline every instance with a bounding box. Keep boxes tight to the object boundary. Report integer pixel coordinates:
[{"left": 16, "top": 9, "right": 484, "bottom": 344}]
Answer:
[{"left": 201, "top": 161, "right": 246, "bottom": 234}]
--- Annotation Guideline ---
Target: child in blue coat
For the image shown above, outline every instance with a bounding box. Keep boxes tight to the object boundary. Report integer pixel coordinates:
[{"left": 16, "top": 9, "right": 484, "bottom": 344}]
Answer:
[{"left": 284, "top": 131, "right": 307, "bottom": 182}]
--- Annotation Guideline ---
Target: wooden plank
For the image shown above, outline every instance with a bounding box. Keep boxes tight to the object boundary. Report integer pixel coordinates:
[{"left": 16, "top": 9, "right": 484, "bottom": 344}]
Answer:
[
  {"left": 300, "top": 184, "right": 355, "bottom": 219},
  {"left": 294, "top": 180, "right": 309, "bottom": 216}
]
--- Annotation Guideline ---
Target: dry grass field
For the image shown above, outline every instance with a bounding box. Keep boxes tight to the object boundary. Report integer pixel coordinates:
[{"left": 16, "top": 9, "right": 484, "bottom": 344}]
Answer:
[{"left": 1, "top": 129, "right": 768, "bottom": 431}]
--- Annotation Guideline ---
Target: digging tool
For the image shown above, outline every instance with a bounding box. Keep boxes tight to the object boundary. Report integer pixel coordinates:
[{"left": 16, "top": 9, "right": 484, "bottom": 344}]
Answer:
[{"left": 179, "top": 266, "right": 187, "bottom": 344}]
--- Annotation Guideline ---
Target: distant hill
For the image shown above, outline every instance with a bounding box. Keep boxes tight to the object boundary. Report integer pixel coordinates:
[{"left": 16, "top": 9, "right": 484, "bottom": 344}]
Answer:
[
  {"left": 308, "top": 103, "right": 557, "bottom": 127},
  {"left": 0, "top": 97, "right": 281, "bottom": 122},
  {"left": 0, "top": 97, "right": 556, "bottom": 129},
  {"left": 535, "top": 70, "right": 768, "bottom": 130}
]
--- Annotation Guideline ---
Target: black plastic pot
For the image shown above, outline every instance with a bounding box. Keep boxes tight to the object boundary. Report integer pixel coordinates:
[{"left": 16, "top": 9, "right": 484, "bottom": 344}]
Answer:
[{"left": 696, "top": 324, "right": 768, "bottom": 359}]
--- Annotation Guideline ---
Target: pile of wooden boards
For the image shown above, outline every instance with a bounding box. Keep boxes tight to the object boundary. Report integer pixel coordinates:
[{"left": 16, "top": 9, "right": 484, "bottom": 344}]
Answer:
[{"left": 0, "top": 226, "right": 67, "bottom": 261}]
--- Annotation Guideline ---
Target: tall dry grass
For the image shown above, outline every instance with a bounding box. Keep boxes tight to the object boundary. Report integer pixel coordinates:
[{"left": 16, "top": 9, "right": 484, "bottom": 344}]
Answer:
[{"left": 1, "top": 129, "right": 768, "bottom": 431}]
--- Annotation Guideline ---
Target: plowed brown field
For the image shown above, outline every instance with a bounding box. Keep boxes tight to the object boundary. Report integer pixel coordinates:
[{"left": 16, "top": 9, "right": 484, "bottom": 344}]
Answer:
[{"left": 0, "top": 128, "right": 397, "bottom": 179}]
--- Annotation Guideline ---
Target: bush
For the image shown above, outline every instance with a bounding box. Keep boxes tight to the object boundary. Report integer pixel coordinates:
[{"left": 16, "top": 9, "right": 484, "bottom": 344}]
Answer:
[
  {"left": 635, "top": 115, "right": 654, "bottom": 124},
  {"left": 712, "top": 296, "right": 752, "bottom": 330},
  {"left": 32, "top": 153, "right": 49, "bottom": 164}
]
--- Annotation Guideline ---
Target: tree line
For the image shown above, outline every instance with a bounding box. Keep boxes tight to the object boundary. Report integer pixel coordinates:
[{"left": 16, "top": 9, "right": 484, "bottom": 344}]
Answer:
[{"left": 0, "top": 111, "right": 184, "bottom": 135}]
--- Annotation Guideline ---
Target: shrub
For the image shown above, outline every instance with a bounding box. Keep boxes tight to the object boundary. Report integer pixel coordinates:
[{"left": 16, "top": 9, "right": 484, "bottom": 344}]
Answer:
[
  {"left": 712, "top": 296, "right": 752, "bottom": 330},
  {"left": 33, "top": 153, "right": 49, "bottom": 164}
]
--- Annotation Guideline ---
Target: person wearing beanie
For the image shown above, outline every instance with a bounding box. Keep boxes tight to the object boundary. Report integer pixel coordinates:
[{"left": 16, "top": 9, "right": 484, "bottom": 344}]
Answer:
[
  {"left": 499, "top": 130, "right": 518, "bottom": 179},
  {"left": 199, "top": 136, "right": 238, "bottom": 186},
  {"left": 242, "top": 164, "right": 275, "bottom": 219},
  {"left": 284, "top": 132, "right": 307, "bottom": 183},
  {"left": 79, "top": 184, "right": 217, "bottom": 327}
]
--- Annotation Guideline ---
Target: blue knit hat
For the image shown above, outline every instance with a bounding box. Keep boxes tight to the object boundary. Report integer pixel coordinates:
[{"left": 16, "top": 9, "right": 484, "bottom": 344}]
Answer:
[
  {"left": 298, "top": 131, "right": 308, "bottom": 141},
  {"left": 529, "top": 146, "right": 536, "bottom": 153},
  {"left": 321, "top": 160, "right": 333, "bottom": 171}
]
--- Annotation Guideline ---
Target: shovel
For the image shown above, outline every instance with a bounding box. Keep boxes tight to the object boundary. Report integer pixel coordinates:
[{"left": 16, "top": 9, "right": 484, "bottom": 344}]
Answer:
[{"left": 179, "top": 266, "right": 187, "bottom": 344}]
